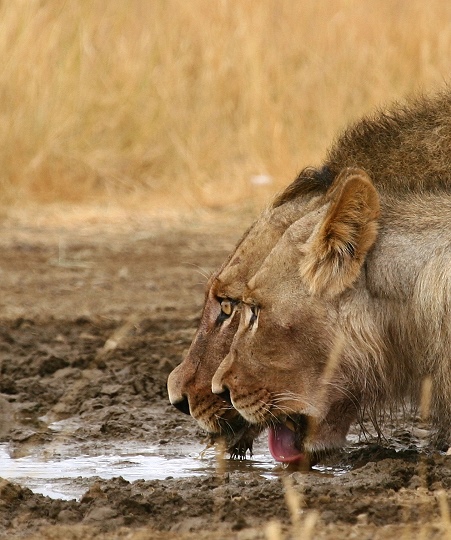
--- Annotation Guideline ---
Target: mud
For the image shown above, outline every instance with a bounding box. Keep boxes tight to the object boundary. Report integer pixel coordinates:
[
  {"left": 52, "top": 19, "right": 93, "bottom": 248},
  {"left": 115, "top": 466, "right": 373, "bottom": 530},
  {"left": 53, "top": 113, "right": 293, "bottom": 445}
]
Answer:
[{"left": 0, "top": 210, "right": 450, "bottom": 539}]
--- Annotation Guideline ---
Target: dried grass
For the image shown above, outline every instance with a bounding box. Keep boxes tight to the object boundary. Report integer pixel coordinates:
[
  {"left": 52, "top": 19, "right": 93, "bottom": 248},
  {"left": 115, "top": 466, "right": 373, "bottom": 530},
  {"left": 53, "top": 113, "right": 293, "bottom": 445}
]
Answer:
[{"left": 1, "top": 0, "right": 451, "bottom": 208}]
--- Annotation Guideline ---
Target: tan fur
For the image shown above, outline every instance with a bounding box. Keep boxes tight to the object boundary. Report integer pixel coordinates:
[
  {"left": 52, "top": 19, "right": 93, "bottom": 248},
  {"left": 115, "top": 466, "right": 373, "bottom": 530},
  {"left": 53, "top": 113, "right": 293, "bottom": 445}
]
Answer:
[
  {"left": 212, "top": 172, "right": 451, "bottom": 455},
  {"left": 169, "top": 89, "right": 451, "bottom": 455},
  {"left": 167, "top": 182, "right": 326, "bottom": 454}
]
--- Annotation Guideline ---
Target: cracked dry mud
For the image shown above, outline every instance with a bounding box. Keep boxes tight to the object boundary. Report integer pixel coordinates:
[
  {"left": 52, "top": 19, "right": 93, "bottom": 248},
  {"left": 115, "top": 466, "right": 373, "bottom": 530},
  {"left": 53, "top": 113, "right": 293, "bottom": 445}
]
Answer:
[{"left": 0, "top": 210, "right": 450, "bottom": 539}]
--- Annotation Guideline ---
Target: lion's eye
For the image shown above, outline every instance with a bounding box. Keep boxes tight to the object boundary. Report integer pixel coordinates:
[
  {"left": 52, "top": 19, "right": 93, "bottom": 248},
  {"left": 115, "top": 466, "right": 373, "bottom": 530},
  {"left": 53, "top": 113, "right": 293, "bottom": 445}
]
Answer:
[
  {"left": 216, "top": 298, "right": 236, "bottom": 325},
  {"left": 220, "top": 299, "right": 233, "bottom": 316}
]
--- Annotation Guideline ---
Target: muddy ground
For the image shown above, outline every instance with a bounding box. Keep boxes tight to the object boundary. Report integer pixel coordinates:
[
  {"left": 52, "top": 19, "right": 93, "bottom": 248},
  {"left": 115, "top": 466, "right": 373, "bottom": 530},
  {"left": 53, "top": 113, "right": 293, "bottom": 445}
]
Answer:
[{"left": 0, "top": 207, "right": 450, "bottom": 539}]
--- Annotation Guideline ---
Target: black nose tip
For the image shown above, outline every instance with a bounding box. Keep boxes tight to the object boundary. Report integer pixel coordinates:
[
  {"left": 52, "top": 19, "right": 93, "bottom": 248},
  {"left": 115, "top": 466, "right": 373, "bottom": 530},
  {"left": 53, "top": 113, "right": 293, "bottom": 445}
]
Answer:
[{"left": 172, "top": 396, "right": 191, "bottom": 416}]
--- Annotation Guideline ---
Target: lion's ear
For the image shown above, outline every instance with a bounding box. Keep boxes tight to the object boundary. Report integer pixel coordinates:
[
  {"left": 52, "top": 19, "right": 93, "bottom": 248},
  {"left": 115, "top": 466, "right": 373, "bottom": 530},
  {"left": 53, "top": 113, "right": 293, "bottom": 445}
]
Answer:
[{"left": 300, "top": 169, "right": 380, "bottom": 297}]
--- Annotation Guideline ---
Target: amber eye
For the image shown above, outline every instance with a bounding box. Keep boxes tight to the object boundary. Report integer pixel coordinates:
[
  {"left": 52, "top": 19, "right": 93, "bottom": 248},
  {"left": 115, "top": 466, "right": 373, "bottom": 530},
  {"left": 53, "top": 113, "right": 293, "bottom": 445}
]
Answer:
[
  {"left": 216, "top": 298, "right": 236, "bottom": 325},
  {"left": 220, "top": 299, "right": 233, "bottom": 316}
]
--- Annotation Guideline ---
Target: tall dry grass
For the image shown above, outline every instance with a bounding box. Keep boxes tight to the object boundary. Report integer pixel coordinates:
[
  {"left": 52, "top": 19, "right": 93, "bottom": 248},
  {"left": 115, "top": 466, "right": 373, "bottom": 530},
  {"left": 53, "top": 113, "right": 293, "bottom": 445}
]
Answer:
[{"left": 2, "top": 0, "right": 451, "bottom": 207}]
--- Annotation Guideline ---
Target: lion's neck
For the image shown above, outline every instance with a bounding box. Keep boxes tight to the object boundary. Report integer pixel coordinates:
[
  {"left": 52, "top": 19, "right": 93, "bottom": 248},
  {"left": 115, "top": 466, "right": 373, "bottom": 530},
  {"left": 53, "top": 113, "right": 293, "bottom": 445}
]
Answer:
[
  {"left": 366, "top": 194, "right": 449, "bottom": 296},
  {"left": 339, "top": 193, "right": 451, "bottom": 407}
]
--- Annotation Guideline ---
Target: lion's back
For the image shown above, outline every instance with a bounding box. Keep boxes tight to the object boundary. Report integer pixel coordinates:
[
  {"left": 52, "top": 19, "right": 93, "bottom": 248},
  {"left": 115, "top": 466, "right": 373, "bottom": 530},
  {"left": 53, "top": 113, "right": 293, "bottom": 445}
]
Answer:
[{"left": 326, "top": 90, "right": 451, "bottom": 193}]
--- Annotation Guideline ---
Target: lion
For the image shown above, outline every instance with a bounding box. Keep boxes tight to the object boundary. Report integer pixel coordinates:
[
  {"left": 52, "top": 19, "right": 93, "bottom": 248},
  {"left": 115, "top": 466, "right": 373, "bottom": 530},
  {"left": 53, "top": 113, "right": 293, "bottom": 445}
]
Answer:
[
  {"left": 167, "top": 169, "right": 332, "bottom": 456},
  {"left": 212, "top": 167, "right": 451, "bottom": 464},
  {"left": 168, "top": 89, "right": 451, "bottom": 458}
]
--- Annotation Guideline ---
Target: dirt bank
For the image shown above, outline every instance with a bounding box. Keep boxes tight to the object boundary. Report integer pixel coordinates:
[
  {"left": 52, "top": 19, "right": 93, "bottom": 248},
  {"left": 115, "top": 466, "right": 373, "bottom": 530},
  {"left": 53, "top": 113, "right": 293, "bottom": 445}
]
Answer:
[{"left": 0, "top": 209, "right": 450, "bottom": 539}]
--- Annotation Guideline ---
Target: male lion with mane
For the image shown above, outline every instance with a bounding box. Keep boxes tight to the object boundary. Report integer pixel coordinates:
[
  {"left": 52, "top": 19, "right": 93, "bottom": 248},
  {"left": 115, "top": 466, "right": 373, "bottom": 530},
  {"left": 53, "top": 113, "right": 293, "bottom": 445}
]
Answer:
[
  {"left": 212, "top": 166, "right": 451, "bottom": 464},
  {"left": 168, "top": 89, "right": 451, "bottom": 460}
]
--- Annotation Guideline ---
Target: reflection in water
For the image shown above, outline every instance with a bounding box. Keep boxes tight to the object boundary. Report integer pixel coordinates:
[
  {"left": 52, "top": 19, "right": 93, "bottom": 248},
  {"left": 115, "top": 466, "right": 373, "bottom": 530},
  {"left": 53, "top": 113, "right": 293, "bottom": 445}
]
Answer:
[
  {"left": 1, "top": 416, "right": 425, "bottom": 501},
  {"left": 0, "top": 440, "right": 282, "bottom": 500},
  {"left": 0, "top": 438, "right": 351, "bottom": 501}
]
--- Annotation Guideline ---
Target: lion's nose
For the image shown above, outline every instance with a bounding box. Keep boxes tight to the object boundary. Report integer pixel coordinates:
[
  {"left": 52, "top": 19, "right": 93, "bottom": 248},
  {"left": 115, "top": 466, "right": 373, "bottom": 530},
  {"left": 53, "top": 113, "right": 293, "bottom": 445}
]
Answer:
[
  {"left": 167, "top": 367, "right": 192, "bottom": 415},
  {"left": 212, "top": 374, "right": 228, "bottom": 396},
  {"left": 171, "top": 395, "right": 191, "bottom": 416}
]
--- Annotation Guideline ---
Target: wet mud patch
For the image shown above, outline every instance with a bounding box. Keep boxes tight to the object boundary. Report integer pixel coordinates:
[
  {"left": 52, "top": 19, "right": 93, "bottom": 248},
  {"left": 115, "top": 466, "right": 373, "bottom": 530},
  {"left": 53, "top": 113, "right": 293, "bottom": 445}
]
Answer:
[
  {"left": 1, "top": 454, "right": 450, "bottom": 539},
  {"left": 0, "top": 214, "right": 450, "bottom": 539},
  {"left": 1, "top": 316, "right": 199, "bottom": 448}
]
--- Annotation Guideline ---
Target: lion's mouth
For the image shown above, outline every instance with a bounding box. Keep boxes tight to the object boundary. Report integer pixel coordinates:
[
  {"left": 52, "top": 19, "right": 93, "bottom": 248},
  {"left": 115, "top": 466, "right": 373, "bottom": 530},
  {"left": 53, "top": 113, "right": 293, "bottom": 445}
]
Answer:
[
  {"left": 209, "top": 413, "right": 314, "bottom": 465},
  {"left": 268, "top": 415, "right": 310, "bottom": 464}
]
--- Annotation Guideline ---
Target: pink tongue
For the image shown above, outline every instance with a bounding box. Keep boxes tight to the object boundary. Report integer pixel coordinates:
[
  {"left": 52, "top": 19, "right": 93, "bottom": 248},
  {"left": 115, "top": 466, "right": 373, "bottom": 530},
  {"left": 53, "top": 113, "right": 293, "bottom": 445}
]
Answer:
[{"left": 268, "top": 424, "right": 305, "bottom": 463}]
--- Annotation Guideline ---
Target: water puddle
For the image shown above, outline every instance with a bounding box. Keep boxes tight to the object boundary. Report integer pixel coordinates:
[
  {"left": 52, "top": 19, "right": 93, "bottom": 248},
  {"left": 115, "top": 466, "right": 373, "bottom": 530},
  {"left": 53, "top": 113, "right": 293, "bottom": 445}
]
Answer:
[
  {"left": 0, "top": 438, "right": 287, "bottom": 501},
  {"left": 0, "top": 436, "right": 353, "bottom": 501},
  {"left": 1, "top": 418, "right": 383, "bottom": 501}
]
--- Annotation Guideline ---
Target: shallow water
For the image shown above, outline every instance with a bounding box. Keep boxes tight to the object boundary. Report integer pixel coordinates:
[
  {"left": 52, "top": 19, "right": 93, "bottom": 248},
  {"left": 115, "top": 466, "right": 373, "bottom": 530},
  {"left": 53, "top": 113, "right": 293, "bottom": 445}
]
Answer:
[
  {"left": 2, "top": 418, "right": 420, "bottom": 501},
  {"left": 0, "top": 436, "right": 352, "bottom": 501},
  {"left": 0, "top": 438, "right": 289, "bottom": 501}
]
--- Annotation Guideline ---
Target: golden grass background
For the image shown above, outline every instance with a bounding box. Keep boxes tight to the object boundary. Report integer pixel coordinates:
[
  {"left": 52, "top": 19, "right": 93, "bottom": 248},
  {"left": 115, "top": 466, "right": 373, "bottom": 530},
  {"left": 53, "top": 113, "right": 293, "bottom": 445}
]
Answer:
[{"left": 2, "top": 0, "right": 451, "bottom": 209}]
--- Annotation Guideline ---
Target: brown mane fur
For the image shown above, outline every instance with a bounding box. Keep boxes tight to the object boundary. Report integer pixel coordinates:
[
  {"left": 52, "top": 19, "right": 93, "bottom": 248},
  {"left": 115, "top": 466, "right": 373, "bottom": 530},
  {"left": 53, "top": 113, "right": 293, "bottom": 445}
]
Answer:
[
  {"left": 212, "top": 169, "right": 451, "bottom": 457},
  {"left": 326, "top": 90, "right": 451, "bottom": 193},
  {"left": 169, "top": 88, "right": 451, "bottom": 457},
  {"left": 271, "top": 166, "right": 335, "bottom": 208}
]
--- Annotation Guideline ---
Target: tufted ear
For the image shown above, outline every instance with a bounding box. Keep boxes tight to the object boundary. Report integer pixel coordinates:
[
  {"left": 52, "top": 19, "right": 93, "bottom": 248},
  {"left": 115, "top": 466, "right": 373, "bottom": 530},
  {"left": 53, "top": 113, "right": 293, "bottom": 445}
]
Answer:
[{"left": 300, "top": 168, "right": 380, "bottom": 297}]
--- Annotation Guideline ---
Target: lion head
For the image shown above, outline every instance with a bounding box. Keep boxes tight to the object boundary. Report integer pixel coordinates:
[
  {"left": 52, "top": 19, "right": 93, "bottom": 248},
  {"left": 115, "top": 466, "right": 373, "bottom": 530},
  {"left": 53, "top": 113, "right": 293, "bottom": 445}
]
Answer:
[
  {"left": 170, "top": 89, "right": 451, "bottom": 461},
  {"left": 167, "top": 168, "right": 333, "bottom": 456},
  {"left": 211, "top": 169, "right": 381, "bottom": 464},
  {"left": 212, "top": 166, "right": 451, "bottom": 463}
]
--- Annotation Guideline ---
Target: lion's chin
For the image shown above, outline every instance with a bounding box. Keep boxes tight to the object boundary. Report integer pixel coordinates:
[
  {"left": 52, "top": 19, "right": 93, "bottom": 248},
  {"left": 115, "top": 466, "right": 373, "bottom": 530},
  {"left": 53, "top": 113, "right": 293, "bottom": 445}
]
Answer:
[{"left": 208, "top": 419, "right": 263, "bottom": 460}]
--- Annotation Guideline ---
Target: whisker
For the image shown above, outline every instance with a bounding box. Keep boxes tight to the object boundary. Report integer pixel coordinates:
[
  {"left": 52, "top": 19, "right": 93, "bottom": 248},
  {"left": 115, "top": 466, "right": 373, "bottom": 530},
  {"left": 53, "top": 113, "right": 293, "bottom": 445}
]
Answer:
[
  {"left": 320, "top": 381, "right": 360, "bottom": 408},
  {"left": 271, "top": 392, "right": 322, "bottom": 417},
  {"left": 258, "top": 402, "right": 280, "bottom": 428},
  {"left": 183, "top": 262, "right": 212, "bottom": 282},
  {"left": 215, "top": 414, "right": 236, "bottom": 435},
  {"left": 218, "top": 404, "right": 235, "bottom": 413}
]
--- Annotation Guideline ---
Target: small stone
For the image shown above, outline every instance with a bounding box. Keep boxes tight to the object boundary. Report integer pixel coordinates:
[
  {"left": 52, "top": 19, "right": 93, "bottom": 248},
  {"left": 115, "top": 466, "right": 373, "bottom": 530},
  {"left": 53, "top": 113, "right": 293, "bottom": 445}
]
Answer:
[{"left": 356, "top": 513, "right": 368, "bottom": 524}]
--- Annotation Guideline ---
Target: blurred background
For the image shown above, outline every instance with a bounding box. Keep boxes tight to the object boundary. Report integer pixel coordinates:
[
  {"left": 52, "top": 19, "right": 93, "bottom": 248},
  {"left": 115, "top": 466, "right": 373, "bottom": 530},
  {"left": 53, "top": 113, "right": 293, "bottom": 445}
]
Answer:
[{"left": 1, "top": 0, "right": 451, "bottom": 215}]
